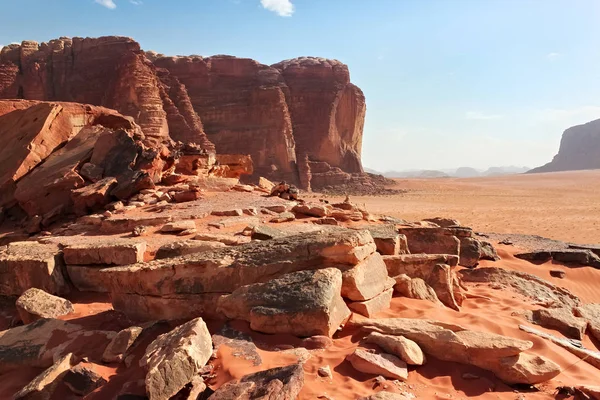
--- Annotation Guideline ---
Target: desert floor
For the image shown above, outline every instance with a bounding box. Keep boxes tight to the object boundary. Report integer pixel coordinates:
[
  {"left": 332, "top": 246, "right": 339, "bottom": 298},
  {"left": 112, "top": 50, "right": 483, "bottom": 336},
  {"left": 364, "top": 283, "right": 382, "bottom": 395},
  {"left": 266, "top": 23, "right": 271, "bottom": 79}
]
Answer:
[{"left": 341, "top": 170, "right": 600, "bottom": 244}]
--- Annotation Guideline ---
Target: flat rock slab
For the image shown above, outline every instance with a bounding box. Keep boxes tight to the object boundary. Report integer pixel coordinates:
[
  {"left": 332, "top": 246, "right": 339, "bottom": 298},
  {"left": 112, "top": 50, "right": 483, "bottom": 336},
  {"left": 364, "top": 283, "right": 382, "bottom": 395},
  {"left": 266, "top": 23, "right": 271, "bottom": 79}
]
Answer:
[
  {"left": 100, "top": 215, "right": 172, "bottom": 234},
  {"left": 0, "top": 318, "right": 115, "bottom": 371},
  {"left": 140, "top": 317, "right": 212, "bottom": 400},
  {"left": 160, "top": 220, "right": 197, "bottom": 233},
  {"left": 218, "top": 268, "right": 351, "bottom": 337},
  {"left": 16, "top": 288, "right": 74, "bottom": 324},
  {"left": 397, "top": 226, "right": 466, "bottom": 255},
  {"left": 0, "top": 241, "right": 68, "bottom": 296},
  {"left": 155, "top": 240, "right": 225, "bottom": 259},
  {"left": 209, "top": 364, "right": 304, "bottom": 400},
  {"left": 531, "top": 307, "right": 588, "bottom": 340},
  {"left": 459, "top": 267, "right": 581, "bottom": 309},
  {"left": 346, "top": 348, "right": 408, "bottom": 381},
  {"left": 63, "top": 240, "right": 146, "bottom": 266},
  {"left": 99, "top": 227, "right": 376, "bottom": 297}
]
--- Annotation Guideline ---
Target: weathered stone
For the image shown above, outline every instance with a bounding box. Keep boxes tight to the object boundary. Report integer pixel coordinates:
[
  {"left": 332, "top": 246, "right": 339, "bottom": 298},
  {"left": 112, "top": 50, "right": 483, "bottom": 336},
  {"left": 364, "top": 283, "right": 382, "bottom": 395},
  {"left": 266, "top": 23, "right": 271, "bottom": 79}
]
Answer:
[
  {"left": 209, "top": 364, "right": 304, "bottom": 400},
  {"left": 16, "top": 288, "right": 74, "bottom": 324},
  {"left": 384, "top": 255, "right": 462, "bottom": 310},
  {"left": 341, "top": 253, "right": 390, "bottom": 301},
  {"left": 346, "top": 348, "right": 408, "bottom": 381},
  {"left": 13, "top": 353, "right": 73, "bottom": 400},
  {"left": 365, "top": 332, "right": 426, "bottom": 366},
  {"left": 101, "top": 215, "right": 172, "bottom": 234},
  {"left": 211, "top": 209, "right": 243, "bottom": 217},
  {"left": 270, "top": 211, "right": 296, "bottom": 223},
  {"left": 63, "top": 364, "right": 107, "bottom": 396},
  {"left": 397, "top": 226, "right": 465, "bottom": 255},
  {"left": 531, "top": 307, "right": 587, "bottom": 340},
  {"left": 550, "top": 270, "right": 566, "bottom": 278},
  {"left": 112, "top": 293, "right": 224, "bottom": 322},
  {"left": 292, "top": 203, "right": 331, "bottom": 218},
  {"left": 63, "top": 240, "right": 146, "bottom": 266},
  {"left": 459, "top": 267, "right": 581, "bottom": 309},
  {"left": 575, "top": 303, "right": 600, "bottom": 342},
  {"left": 258, "top": 177, "right": 275, "bottom": 192},
  {"left": 160, "top": 220, "right": 196, "bottom": 233},
  {"left": 194, "top": 233, "right": 244, "bottom": 246},
  {"left": 422, "top": 217, "right": 461, "bottom": 227},
  {"left": 393, "top": 275, "right": 441, "bottom": 305},
  {"left": 459, "top": 237, "right": 482, "bottom": 268},
  {"left": 102, "top": 326, "right": 143, "bottom": 363},
  {"left": 250, "top": 224, "right": 286, "bottom": 240},
  {"left": 0, "top": 319, "right": 115, "bottom": 371},
  {"left": 212, "top": 324, "right": 262, "bottom": 367},
  {"left": 100, "top": 228, "right": 375, "bottom": 299},
  {"left": 353, "top": 317, "right": 560, "bottom": 384},
  {"left": 155, "top": 240, "right": 225, "bottom": 259},
  {"left": 172, "top": 190, "right": 202, "bottom": 203},
  {"left": 71, "top": 177, "right": 118, "bottom": 216},
  {"left": 140, "top": 318, "right": 212, "bottom": 400},
  {"left": 218, "top": 269, "right": 350, "bottom": 337},
  {"left": 361, "top": 225, "right": 408, "bottom": 256},
  {"left": 348, "top": 287, "right": 394, "bottom": 317},
  {"left": 318, "top": 365, "right": 332, "bottom": 378},
  {"left": 0, "top": 241, "right": 68, "bottom": 296}
]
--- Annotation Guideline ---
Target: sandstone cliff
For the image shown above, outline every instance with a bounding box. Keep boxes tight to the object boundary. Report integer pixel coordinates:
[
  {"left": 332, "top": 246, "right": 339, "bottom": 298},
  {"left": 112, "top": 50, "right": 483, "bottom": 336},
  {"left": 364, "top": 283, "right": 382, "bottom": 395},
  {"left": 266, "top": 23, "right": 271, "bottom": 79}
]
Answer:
[
  {"left": 529, "top": 119, "right": 600, "bottom": 173},
  {"left": 0, "top": 36, "right": 369, "bottom": 189}
]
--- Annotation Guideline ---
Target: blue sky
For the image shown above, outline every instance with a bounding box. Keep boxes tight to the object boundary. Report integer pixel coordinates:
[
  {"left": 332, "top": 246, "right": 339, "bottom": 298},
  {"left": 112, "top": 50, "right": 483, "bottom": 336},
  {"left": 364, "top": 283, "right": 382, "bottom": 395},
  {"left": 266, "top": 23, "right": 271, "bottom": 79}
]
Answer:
[{"left": 2, "top": 0, "right": 600, "bottom": 171}]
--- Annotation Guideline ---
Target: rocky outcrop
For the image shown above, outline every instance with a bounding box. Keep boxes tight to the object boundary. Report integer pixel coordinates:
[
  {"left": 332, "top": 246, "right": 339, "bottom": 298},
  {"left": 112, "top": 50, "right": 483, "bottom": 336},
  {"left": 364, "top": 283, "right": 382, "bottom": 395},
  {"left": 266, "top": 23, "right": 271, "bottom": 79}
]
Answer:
[
  {"left": 140, "top": 317, "right": 212, "bottom": 400},
  {"left": 352, "top": 317, "right": 561, "bottom": 385},
  {"left": 529, "top": 118, "right": 600, "bottom": 173}
]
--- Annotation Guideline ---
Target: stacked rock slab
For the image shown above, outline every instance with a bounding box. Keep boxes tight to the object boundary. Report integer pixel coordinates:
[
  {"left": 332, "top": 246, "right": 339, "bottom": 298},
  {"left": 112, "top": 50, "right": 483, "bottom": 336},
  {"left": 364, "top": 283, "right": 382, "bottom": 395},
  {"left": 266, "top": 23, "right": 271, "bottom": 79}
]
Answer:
[
  {"left": 352, "top": 317, "right": 561, "bottom": 385},
  {"left": 84, "top": 228, "right": 396, "bottom": 332},
  {"left": 0, "top": 241, "right": 68, "bottom": 296},
  {"left": 383, "top": 254, "right": 463, "bottom": 310}
]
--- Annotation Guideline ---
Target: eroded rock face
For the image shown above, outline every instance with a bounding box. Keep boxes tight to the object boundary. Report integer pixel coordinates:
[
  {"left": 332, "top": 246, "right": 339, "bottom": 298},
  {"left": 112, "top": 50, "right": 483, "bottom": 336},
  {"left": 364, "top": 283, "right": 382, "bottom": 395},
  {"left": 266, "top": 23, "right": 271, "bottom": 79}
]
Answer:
[
  {"left": 529, "top": 118, "right": 600, "bottom": 173},
  {"left": 209, "top": 364, "right": 304, "bottom": 400},
  {"left": 140, "top": 317, "right": 212, "bottom": 400},
  {"left": 217, "top": 269, "right": 351, "bottom": 337}
]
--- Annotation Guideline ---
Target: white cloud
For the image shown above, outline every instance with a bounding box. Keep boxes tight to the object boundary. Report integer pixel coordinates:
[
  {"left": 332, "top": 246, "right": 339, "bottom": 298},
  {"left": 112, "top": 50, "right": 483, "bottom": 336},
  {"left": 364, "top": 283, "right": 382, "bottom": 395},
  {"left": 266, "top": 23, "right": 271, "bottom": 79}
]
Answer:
[
  {"left": 95, "top": 0, "right": 117, "bottom": 9},
  {"left": 130, "top": 0, "right": 143, "bottom": 4},
  {"left": 465, "top": 111, "right": 503, "bottom": 120},
  {"left": 260, "top": 0, "right": 294, "bottom": 17},
  {"left": 546, "top": 52, "right": 561, "bottom": 60}
]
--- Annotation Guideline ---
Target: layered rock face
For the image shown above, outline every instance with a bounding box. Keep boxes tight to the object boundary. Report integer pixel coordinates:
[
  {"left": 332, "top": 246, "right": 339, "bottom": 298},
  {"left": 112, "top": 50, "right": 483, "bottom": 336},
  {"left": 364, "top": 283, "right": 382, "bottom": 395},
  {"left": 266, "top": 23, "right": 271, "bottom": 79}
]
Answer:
[
  {"left": 153, "top": 55, "right": 367, "bottom": 187},
  {"left": 0, "top": 37, "right": 213, "bottom": 149},
  {"left": 529, "top": 118, "right": 600, "bottom": 173},
  {"left": 1, "top": 37, "right": 367, "bottom": 189}
]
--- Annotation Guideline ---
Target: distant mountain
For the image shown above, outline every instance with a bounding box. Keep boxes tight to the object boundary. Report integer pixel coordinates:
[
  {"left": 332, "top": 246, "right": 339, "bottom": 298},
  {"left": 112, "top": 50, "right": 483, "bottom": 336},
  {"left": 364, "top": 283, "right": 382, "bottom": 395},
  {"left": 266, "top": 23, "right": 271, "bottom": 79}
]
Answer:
[
  {"left": 483, "top": 166, "right": 530, "bottom": 176},
  {"left": 529, "top": 118, "right": 600, "bottom": 173},
  {"left": 454, "top": 167, "right": 480, "bottom": 178}
]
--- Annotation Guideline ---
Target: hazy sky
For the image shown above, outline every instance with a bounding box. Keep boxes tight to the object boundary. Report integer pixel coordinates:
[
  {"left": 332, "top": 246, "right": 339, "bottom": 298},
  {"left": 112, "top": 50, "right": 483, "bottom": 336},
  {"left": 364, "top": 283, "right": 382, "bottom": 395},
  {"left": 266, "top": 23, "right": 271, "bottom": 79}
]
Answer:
[{"left": 2, "top": 0, "right": 600, "bottom": 171}]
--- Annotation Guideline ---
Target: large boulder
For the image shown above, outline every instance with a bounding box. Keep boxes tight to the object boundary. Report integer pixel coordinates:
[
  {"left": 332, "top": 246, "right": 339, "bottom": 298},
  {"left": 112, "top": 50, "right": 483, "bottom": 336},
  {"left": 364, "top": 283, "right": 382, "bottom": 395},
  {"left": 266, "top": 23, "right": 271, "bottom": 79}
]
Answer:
[
  {"left": 217, "top": 268, "right": 351, "bottom": 337},
  {"left": 341, "top": 253, "right": 391, "bottom": 301},
  {"left": 15, "top": 288, "right": 74, "bottom": 324},
  {"left": 530, "top": 307, "right": 588, "bottom": 340},
  {"left": 140, "top": 317, "right": 212, "bottom": 400},
  {"left": 209, "top": 364, "right": 304, "bottom": 400},
  {"left": 396, "top": 226, "right": 466, "bottom": 255},
  {"left": 0, "top": 241, "right": 68, "bottom": 296}
]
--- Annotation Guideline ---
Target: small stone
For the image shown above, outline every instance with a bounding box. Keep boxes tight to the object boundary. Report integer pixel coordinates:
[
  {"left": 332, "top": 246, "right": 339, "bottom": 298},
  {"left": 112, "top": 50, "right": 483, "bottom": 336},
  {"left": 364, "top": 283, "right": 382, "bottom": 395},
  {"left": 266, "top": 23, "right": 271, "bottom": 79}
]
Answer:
[
  {"left": 318, "top": 365, "right": 332, "bottom": 378},
  {"left": 132, "top": 226, "right": 149, "bottom": 237},
  {"left": 270, "top": 212, "right": 296, "bottom": 223},
  {"left": 550, "top": 270, "right": 566, "bottom": 279},
  {"left": 160, "top": 220, "right": 196, "bottom": 233},
  {"left": 63, "top": 364, "right": 108, "bottom": 396},
  {"left": 301, "top": 336, "right": 334, "bottom": 350}
]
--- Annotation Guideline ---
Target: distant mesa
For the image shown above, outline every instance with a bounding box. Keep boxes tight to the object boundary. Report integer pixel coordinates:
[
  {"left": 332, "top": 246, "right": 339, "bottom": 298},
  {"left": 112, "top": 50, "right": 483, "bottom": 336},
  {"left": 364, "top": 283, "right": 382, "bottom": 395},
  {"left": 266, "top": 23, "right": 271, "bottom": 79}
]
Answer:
[{"left": 529, "top": 118, "right": 600, "bottom": 173}]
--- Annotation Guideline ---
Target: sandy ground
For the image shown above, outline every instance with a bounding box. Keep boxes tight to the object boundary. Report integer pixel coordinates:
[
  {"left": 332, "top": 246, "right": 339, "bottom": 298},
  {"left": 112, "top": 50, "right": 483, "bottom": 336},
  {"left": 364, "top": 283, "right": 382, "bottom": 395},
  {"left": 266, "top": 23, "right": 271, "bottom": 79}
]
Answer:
[{"left": 336, "top": 170, "right": 600, "bottom": 245}]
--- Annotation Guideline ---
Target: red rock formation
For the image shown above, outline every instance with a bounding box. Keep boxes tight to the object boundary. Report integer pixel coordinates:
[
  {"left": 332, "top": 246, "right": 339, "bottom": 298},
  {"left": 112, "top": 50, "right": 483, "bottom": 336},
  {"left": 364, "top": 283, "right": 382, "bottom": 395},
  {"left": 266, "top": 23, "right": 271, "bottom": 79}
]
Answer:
[
  {"left": 529, "top": 118, "right": 600, "bottom": 173},
  {"left": 273, "top": 57, "right": 366, "bottom": 175},
  {"left": 0, "top": 37, "right": 212, "bottom": 149},
  {"left": 153, "top": 55, "right": 298, "bottom": 181}
]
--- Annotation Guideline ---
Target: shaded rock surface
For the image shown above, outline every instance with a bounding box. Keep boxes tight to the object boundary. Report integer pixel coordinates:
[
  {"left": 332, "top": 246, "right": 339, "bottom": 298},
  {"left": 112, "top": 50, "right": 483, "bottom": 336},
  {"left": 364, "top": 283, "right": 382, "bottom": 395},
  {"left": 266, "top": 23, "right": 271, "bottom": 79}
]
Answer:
[
  {"left": 346, "top": 348, "right": 408, "bottom": 381},
  {"left": 15, "top": 288, "right": 74, "bottom": 324}
]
